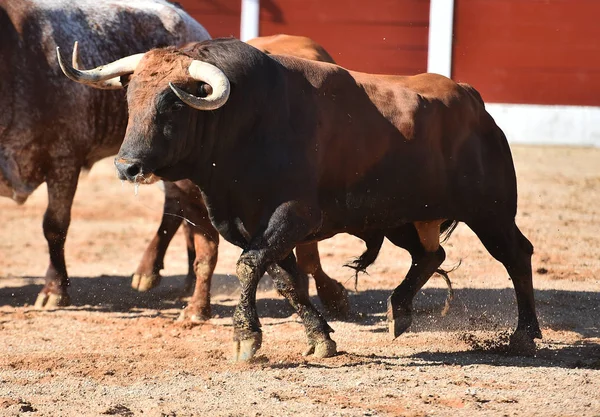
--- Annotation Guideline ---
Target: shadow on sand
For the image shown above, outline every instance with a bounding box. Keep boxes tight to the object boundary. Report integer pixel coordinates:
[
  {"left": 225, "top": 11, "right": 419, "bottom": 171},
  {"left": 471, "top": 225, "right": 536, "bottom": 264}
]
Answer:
[{"left": 1, "top": 273, "right": 599, "bottom": 369}]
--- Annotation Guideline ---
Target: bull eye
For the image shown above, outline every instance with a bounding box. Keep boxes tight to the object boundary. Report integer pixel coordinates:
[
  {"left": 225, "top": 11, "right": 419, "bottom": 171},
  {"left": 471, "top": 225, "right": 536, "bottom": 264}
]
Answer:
[
  {"left": 170, "top": 101, "right": 184, "bottom": 112},
  {"left": 163, "top": 123, "right": 174, "bottom": 139}
]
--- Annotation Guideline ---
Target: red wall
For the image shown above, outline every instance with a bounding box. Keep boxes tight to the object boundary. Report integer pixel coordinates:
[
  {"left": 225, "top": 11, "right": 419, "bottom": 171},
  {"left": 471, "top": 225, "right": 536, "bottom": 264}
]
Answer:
[
  {"left": 258, "top": 0, "right": 430, "bottom": 75},
  {"left": 178, "top": 0, "right": 430, "bottom": 75},
  {"left": 452, "top": 0, "right": 600, "bottom": 106},
  {"left": 178, "top": 0, "right": 241, "bottom": 39}
]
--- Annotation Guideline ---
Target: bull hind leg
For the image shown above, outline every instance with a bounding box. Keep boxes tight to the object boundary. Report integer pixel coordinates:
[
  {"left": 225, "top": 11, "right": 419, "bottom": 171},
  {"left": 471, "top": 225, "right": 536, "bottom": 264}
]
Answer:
[
  {"left": 35, "top": 165, "right": 80, "bottom": 309},
  {"left": 467, "top": 218, "right": 541, "bottom": 355},
  {"left": 178, "top": 201, "right": 219, "bottom": 323},
  {"left": 296, "top": 242, "right": 350, "bottom": 319},
  {"left": 386, "top": 222, "right": 446, "bottom": 338},
  {"left": 132, "top": 181, "right": 184, "bottom": 292}
]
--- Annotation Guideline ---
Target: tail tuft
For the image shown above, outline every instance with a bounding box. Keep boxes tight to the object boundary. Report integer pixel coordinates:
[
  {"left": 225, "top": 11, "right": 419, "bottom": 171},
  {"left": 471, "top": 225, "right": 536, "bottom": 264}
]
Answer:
[{"left": 344, "top": 234, "right": 385, "bottom": 291}]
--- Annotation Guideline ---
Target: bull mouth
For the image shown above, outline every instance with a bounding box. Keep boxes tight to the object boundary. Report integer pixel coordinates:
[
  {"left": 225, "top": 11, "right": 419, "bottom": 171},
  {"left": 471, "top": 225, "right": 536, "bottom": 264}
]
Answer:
[
  {"left": 115, "top": 157, "right": 160, "bottom": 184},
  {"left": 132, "top": 172, "right": 160, "bottom": 185}
]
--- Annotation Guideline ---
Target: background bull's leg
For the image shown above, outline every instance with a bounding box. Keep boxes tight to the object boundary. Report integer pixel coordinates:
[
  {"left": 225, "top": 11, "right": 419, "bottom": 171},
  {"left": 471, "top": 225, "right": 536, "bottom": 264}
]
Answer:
[
  {"left": 385, "top": 224, "right": 446, "bottom": 337},
  {"left": 467, "top": 218, "right": 541, "bottom": 355},
  {"left": 296, "top": 242, "right": 350, "bottom": 319},
  {"left": 178, "top": 199, "right": 219, "bottom": 323},
  {"left": 132, "top": 181, "right": 184, "bottom": 291},
  {"left": 267, "top": 254, "right": 336, "bottom": 358},
  {"left": 232, "top": 201, "right": 332, "bottom": 361},
  {"left": 34, "top": 165, "right": 80, "bottom": 309},
  {"left": 181, "top": 222, "right": 197, "bottom": 294}
]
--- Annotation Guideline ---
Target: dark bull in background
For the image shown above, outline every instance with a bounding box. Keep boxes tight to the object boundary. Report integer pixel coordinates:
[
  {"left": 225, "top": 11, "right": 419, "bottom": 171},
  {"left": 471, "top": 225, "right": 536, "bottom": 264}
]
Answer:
[{"left": 0, "top": 0, "right": 209, "bottom": 308}]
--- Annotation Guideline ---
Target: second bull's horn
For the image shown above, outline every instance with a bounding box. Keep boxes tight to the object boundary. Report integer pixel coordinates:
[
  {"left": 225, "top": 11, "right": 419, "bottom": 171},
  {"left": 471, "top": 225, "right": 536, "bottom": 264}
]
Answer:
[
  {"left": 169, "top": 60, "right": 230, "bottom": 111},
  {"left": 57, "top": 43, "right": 144, "bottom": 89}
]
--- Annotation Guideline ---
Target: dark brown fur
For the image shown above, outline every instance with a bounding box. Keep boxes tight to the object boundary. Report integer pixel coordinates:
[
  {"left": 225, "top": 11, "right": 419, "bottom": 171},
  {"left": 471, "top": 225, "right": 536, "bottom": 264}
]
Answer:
[
  {"left": 133, "top": 35, "right": 350, "bottom": 320},
  {"left": 114, "top": 38, "right": 539, "bottom": 357}
]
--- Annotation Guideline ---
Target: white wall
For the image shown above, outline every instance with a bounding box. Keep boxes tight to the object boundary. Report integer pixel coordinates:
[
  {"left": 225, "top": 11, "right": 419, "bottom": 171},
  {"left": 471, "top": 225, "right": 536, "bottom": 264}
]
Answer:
[
  {"left": 240, "top": 0, "right": 259, "bottom": 41},
  {"left": 486, "top": 104, "right": 600, "bottom": 147},
  {"left": 427, "top": 1, "right": 600, "bottom": 146}
]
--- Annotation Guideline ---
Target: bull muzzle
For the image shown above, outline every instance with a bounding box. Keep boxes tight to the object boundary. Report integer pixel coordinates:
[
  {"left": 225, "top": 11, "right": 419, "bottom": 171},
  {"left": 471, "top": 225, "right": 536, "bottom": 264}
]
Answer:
[{"left": 115, "top": 157, "right": 146, "bottom": 183}]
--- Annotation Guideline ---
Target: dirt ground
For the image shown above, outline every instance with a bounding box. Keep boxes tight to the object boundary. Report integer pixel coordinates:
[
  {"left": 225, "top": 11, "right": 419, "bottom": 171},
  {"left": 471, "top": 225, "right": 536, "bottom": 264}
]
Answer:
[{"left": 0, "top": 145, "right": 599, "bottom": 417}]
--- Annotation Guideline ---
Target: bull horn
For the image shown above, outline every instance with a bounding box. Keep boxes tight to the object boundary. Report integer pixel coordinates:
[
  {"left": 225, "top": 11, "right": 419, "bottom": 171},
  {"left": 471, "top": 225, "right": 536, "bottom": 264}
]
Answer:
[
  {"left": 70, "top": 42, "right": 123, "bottom": 89},
  {"left": 169, "top": 60, "right": 230, "bottom": 111},
  {"left": 57, "top": 43, "right": 144, "bottom": 90}
]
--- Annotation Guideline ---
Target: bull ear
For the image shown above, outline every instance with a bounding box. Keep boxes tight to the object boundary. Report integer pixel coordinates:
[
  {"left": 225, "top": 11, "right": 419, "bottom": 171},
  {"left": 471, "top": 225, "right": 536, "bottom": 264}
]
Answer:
[{"left": 120, "top": 74, "right": 132, "bottom": 88}]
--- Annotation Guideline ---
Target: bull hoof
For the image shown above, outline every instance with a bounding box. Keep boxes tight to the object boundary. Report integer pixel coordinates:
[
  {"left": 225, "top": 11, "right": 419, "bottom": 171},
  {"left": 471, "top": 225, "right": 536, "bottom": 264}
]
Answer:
[
  {"left": 321, "top": 283, "right": 350, "bottom": 320},
  {"left": 388, "top": 314, "right": 412, "bottom": 339},
  {"left": 232, "top": 333, "right": 263, "bottom": 362},
  {"left": 34, "top": 292, "right": 71, "bottom": 309},
  {"left": 314, "top": 339, "right": 337, "bottom": 358},
  {"left": 131, "top": 272, "right": 161, "bottom": 292},
  {"left": 508, "top": 330, "right": 537, "bottom": 357},
  {"left": 304, "top": 338, "right": 337, "bottom": 358},
  {"left": 387, "top": 296, "right": 412, "bottom": 338},
  {"left": 177, "top": 305, "right": 211, "bottom": 324}
]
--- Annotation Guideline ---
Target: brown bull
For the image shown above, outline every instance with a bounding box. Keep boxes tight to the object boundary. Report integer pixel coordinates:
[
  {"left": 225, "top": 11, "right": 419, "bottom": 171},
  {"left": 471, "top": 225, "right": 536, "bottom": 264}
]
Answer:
[
  {"left": 132, "top": 35, "right": 349, "bottom": 322},
  {"left": 58, "top": 38, "right": 540, "bottom": 361}
]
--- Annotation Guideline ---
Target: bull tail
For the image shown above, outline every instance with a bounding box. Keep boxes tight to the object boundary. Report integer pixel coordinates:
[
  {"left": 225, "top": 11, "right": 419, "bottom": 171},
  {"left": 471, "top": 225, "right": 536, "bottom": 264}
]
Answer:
[
  {"left": 344, "top": 233, "right": 385, "bottom": 291},
  {"left": 440, "top": 219, "right": 459, "bottom": 244},
  {"left": 345, "top": 220, "right": 460, "bottom": 291}
]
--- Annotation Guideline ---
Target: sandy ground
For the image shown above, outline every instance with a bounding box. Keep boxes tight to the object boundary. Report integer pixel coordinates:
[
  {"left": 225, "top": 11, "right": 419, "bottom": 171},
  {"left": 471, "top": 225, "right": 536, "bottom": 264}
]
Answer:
[{"left": 0, "top": 145, "right": 599, "bottom": 416}]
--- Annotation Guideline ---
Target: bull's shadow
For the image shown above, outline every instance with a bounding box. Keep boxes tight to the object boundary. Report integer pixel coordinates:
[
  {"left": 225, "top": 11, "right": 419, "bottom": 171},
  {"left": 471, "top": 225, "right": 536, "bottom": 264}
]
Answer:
[
  {"left": 405, "top": 341, "right": 600, "bottom": 370},
  {"left": 1, "top": 275, "right": 598, "bottom": 341}
]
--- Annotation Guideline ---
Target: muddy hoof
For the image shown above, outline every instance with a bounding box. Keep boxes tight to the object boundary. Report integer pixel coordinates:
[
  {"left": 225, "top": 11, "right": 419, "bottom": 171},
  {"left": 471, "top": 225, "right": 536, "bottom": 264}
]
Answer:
[
  {"left": 304, "top": 338, "right": 337, "bottom": 358},
  {"left": 388, "top": 314, "right": 412, "bottom": 339},
  {"left": 34, "top": 292, "right": 71, "bottom": 309},
  {"left": 314, "top": 339, "right": 337, "bottom": 358},
  {"left": 508, "top": 330, "right": 537, "bottom": 356},
  {"left": 321, "top": 283, "right": 350, "bottom": 320},
  {"left": 232, "top": 333, "right": 263, "bottom": 362},
  {"left": 131, "top": 272, "right": 161, "bottom": 292},
  {"left": 177, "top": 306, "right": 211, "bottom": 324}
]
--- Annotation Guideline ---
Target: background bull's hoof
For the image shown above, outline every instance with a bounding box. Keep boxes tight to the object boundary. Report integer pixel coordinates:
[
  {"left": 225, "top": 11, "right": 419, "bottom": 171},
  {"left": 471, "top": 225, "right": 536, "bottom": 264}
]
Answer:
[
  {"left": 34, "top": 292, "right": 71, "bottom": 309},
  {"left": 131, "top": 272, "right": 161, "bottom": 292},
  {"left": 177, "top": 304, "right": 211, "bottom": 324},
  {"left": 508, "top": 330, "right": 537, "bottom": 357},
  {"left": 232, "top": 333, "right": 263, "bottom": 362}
]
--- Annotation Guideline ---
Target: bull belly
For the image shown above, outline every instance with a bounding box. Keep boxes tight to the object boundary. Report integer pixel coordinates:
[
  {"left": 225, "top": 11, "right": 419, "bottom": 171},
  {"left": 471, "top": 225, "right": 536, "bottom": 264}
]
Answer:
[{"left": 313, "top": 200, "right": 448, "bottom": 241}]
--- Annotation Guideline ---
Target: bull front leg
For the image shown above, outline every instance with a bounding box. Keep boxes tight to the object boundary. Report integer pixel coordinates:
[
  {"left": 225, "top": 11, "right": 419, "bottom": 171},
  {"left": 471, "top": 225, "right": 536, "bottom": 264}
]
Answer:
[
  {"left": 231, "top": 201, "right": 337, "bottom": 361},
  {"left": 267, "top": 255, "right": 336, "bottom": 357},
  {"left": 178, "top": 202, "right": 219, "bottom": 323},
  {"left": 34, "top": 164, "right": 80, "bottom": 309},
  {"left": 132, "top": 181, "right": 184, "bottom": 292}
]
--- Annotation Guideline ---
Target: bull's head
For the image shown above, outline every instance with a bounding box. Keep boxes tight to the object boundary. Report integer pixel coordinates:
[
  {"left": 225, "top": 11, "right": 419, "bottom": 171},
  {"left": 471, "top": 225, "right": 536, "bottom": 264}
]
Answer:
[{"left": 57, "top": 42, "right": 231, "bottom": 183}]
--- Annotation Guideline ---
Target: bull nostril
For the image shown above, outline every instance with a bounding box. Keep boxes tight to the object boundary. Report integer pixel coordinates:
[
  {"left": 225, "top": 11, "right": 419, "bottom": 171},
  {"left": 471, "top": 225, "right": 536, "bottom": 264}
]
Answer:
[{"left": 126, "top": 163, "right": 141, "bottom": 178}]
